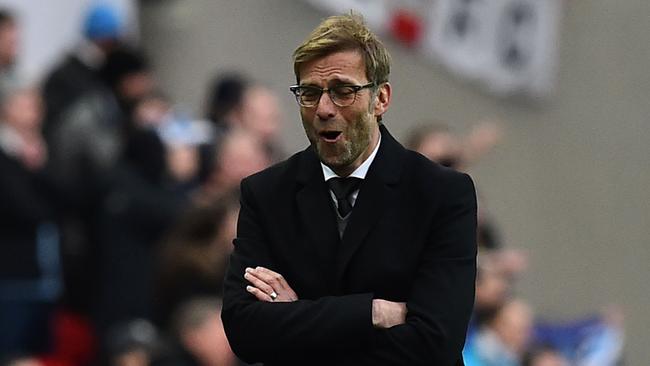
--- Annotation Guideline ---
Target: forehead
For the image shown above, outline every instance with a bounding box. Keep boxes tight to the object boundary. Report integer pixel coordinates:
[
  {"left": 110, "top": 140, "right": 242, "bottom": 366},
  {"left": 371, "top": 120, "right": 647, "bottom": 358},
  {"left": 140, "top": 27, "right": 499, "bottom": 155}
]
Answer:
[{"left": 299, "top": 50, "right": 366, "bottom": 84}]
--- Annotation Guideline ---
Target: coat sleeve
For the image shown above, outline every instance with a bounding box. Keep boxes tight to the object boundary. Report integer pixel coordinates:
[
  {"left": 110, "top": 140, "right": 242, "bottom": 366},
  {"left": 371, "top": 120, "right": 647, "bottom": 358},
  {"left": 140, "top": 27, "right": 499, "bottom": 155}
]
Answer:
[
  {"left": 221, "top": 177, "right": 375, "bottom": 364},
  {"left": 336, "top": 171, "right": 478, "bottom": 366}
]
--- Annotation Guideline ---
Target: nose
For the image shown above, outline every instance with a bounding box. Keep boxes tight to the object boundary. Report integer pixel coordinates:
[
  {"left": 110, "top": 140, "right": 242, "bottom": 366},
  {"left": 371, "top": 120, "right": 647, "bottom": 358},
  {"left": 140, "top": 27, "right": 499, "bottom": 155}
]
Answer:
[{"left": 315, "top": 91, "right": 336, "bottom": 121}]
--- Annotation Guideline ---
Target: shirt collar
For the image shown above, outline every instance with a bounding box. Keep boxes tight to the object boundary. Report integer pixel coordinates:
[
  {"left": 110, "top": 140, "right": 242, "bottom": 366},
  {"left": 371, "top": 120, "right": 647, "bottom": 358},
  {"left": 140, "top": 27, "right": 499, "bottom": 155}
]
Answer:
[{"left": 321, "top": 133, "right": 381, "bottom": 181}]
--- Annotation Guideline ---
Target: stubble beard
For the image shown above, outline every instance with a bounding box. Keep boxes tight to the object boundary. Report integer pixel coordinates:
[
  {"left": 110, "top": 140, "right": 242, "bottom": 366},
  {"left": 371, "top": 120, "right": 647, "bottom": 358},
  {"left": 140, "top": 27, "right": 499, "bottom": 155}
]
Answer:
[
  {"left": 305, "top": 113, "right": 373, "bottom": 174},
  {"left": 303, "top": 93, "right": 377, "bottom": 174}
]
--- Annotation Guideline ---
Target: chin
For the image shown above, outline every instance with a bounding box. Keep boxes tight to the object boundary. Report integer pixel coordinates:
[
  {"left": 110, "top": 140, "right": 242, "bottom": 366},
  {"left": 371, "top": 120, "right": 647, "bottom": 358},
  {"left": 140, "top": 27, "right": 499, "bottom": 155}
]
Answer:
[
  {"left": 320, "top": 155, "right": 342, "bottom": 168},
  {"left": 322, "top": 153, "right": 355, "bottom": 171}
]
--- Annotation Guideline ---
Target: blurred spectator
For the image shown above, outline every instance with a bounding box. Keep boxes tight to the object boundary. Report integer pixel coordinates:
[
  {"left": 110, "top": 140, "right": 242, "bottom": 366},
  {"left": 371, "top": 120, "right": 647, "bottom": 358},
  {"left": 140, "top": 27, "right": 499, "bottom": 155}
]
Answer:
[
  {"left": 100, "top": 47, "right": 155, "bottom": 121},
  {"left": 49, "top": 46, "right": 153, "bottom": 192},
  {"left": 464, "top": 299, "right": 534, "bottom": 366},
  {"left": 0, "top": 87, "right": 62, "bottom": 358},
  {"left": 204, "top": 73, "right": 284, "bottom": 161},
  {"left": 48, "top": 45, "right": 154, "bottom": 314},
  {"left": 93, "top": 129, "right": 187, "bottom": 339},
  {"left": 204, "top": 72, "right": 247, "bottom": 135},
  {"left": 198, "top": 129, "right": 270, "bottom": 204},
  {"left": 129, "top": 91, "right": 216, "bottom": 195},
  {"left": 532, "top": 307, "right": 624, "bottom": 365},
  {"left": 236, "top": 85, "right": 283, "bottom": 160},
  {"left": 154, "top": 192, "right": 240, "bottom": 329},
  {"left": 468, "top": 240, "right": 623, "bottom": 366},
  {"left": 42, "top": 3, "right": 124, "bottom": 141},
  {"left": 0, "top": 9, "right": 18, "bottom": 95},
  {"left": 472, "top": 255, "right": 511, "bottom": 331},
  {"left": 156, "top": 297, "right": 240, "bottom": 366},
  {"left": 407, "top": 123, "right": 462, "bottom": 168},
  {"left": 406, "top": 120, "right": 502, "bottom": 171},
  {"left": 103, "top": 319, "right": 160, "bottom": 366}
]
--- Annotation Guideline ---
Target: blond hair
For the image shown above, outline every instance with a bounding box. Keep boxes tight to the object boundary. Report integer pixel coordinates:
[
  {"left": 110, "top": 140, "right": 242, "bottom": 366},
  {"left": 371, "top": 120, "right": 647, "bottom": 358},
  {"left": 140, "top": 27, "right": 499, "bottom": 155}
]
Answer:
[{"left": 292, "top": 13, "right": 391, "bottom": 84}]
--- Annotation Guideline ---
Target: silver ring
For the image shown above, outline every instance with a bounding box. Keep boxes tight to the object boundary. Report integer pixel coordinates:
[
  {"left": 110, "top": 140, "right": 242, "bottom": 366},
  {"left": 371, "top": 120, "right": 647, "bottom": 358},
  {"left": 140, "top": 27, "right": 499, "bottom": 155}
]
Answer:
[{"left": 270, "top": 291, "right": 278, "bottom": 300}]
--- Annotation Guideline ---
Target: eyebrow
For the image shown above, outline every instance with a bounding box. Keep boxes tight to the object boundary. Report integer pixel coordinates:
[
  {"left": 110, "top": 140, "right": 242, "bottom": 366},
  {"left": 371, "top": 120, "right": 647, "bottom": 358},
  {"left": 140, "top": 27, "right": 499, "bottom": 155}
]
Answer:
[{"left": 300, "top": 79, "right": 360, "bottom": 87}]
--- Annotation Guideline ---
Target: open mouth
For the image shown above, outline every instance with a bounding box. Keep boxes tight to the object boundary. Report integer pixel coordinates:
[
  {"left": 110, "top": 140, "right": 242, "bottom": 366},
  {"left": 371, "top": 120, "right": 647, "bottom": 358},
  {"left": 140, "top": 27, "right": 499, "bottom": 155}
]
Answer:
[{"left": 319, "top": 130, "right": 342, "bottom": 142}]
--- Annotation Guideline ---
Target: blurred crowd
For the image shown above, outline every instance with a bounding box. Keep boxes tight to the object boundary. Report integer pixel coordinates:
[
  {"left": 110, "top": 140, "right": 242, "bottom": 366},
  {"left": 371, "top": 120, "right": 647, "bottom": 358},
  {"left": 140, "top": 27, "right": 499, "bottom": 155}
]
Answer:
[
  {"left": 0, "top": 4, "right": 624, "bottom": 366},
  {"left": 0, "top": 5, "right": 277, "bottom": 365},
  {"left": 406, "top": 125, "right": 625, "bottom": 366}
]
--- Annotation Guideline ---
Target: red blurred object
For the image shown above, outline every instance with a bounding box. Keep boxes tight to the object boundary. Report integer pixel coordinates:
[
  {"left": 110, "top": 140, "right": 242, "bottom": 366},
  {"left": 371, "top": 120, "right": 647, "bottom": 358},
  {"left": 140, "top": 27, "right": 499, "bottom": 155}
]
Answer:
[
  {"left": 38, "top": 309, "right": 97, "bottom": 366},
  {"left": 390, "top": 9, "right": 423, "bottom": 47}
]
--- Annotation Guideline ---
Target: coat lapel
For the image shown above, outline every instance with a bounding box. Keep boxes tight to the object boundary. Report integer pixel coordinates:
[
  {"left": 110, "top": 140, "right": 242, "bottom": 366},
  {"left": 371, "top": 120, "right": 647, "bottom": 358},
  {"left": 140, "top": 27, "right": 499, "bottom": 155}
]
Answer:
[
  {"left": 295, "top": 147, "right": 341, "bottom": 288},
  {"left": 334, "top": 125, "right": 406, "bottom": 286}
]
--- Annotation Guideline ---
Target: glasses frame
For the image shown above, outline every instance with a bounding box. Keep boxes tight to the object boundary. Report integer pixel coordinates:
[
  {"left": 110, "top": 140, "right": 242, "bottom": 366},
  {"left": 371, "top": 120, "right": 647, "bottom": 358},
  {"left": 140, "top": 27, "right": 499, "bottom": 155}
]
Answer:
[{"left": 289, "top": 82, "right": 375, "bottom": 108}]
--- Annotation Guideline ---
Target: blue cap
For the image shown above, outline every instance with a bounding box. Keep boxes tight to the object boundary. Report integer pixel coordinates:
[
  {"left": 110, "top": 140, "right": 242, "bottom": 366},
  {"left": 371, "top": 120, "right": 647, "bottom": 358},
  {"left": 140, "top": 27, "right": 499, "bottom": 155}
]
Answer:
[{"left": 83, "top": 4, "right": 122, "bottom": 40}]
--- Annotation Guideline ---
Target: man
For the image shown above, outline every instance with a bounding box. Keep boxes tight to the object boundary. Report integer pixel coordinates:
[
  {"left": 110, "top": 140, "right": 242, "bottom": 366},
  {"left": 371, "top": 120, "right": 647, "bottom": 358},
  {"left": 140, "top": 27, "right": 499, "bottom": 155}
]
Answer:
[
  {"left": 222, "top": 14, "right": 477, "bottom": 365},
  {"left": 42, "top": 3, "right": 124, "bottom": 141},
  {"left": 0, "top": 87, "right": 61, "bottom": 356}
]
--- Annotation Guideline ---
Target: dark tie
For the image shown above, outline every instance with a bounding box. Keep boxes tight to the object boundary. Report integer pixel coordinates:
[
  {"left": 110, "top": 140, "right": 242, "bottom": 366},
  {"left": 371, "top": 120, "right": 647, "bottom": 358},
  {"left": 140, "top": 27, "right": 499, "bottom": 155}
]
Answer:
[{"left": 328, "top": 177, "right": 362, "bottom": 217}]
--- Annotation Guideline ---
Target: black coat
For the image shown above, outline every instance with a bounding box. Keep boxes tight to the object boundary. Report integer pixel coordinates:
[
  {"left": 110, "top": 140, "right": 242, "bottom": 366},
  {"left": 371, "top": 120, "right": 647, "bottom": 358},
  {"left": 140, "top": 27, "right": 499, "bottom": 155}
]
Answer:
[
  {"left": 0, "top": 150, "right": 59, "bottom": 281},
  {"left": 222, "top": 125, "right": 477, "bottom": 365},
  {"left": 42, "top": 54, "right": 103, "bottom": 141}
]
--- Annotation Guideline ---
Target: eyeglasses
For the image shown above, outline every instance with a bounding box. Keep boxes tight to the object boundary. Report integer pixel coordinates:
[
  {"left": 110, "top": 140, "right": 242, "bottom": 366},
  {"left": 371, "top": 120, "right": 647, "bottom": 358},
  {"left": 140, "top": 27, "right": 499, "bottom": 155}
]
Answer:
[{"left": 289, "top": 82, "right": 375, "bottom": 108}]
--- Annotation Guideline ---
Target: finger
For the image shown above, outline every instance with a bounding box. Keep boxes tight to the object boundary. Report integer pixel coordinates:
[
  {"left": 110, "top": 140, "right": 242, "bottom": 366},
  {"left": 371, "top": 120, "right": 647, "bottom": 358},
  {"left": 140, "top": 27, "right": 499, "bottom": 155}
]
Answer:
[
  {"left": 246, "top": 285, "right": 273, "bottom": 302},
  {"left": 246, "top": 267, "right": 278, "bottom": 289},
  {"left": 254, "top": 266, "right": 290, "bottom": 292},
  {"left": 244, "top": 271, "right": 276, "bottom": 296},
  {"left": 255, "top": 267, "right": 298, "bottom": 299}
]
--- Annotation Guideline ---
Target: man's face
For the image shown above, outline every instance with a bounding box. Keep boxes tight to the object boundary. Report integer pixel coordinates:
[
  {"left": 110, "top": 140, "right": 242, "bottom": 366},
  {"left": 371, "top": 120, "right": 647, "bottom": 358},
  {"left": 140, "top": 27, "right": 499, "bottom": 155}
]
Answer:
[
  {"left": 297, "top": 50, "right": 383, "bottom": 176},
  {"left": 240, "top": 86, "right": 281, "bottom": 142}
]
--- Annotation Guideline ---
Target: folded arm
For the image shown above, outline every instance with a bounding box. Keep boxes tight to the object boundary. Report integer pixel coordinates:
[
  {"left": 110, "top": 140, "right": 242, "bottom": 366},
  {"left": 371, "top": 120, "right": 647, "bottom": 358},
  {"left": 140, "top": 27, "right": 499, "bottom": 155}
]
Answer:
[
  {"left": 245, "top": 266, "right": 407, "bottom": 329},
  {"left": 221, "top": 180, "right": 375, "bottom": 363}
]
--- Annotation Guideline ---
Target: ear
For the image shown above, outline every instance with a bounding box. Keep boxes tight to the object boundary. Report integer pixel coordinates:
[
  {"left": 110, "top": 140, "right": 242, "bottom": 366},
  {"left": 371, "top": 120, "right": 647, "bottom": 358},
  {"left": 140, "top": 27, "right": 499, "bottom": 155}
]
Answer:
[{"left": 373, "top": 82, "right": 392, "bottom": 119}]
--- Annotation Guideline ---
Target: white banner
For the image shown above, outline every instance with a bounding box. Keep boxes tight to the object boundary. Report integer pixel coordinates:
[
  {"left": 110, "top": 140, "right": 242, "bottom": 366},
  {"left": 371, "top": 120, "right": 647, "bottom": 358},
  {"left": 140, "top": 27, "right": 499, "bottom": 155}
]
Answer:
[{"left": 424, "top": 0, "right": 562, "bottom": 97}]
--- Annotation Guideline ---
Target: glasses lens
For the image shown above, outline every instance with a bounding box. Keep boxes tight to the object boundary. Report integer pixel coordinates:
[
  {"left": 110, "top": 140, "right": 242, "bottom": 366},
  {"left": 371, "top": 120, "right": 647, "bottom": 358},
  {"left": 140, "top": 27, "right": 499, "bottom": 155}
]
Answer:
[
  {"left": 331, "top": 85, "right": 357, "bottom": 107},
  {"left": 298, "top": 87, "right": 321, "bottom": 106}
]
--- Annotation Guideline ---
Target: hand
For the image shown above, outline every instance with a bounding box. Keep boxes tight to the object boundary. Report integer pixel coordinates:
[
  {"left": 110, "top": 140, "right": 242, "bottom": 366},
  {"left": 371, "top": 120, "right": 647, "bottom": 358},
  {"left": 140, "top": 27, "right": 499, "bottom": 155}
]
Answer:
[
  {"left": 372, "top": 299, "right": 407, "bottom": 328},
  {"left": 244, "top": 266, "right": 298, "bottom": 302}
]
